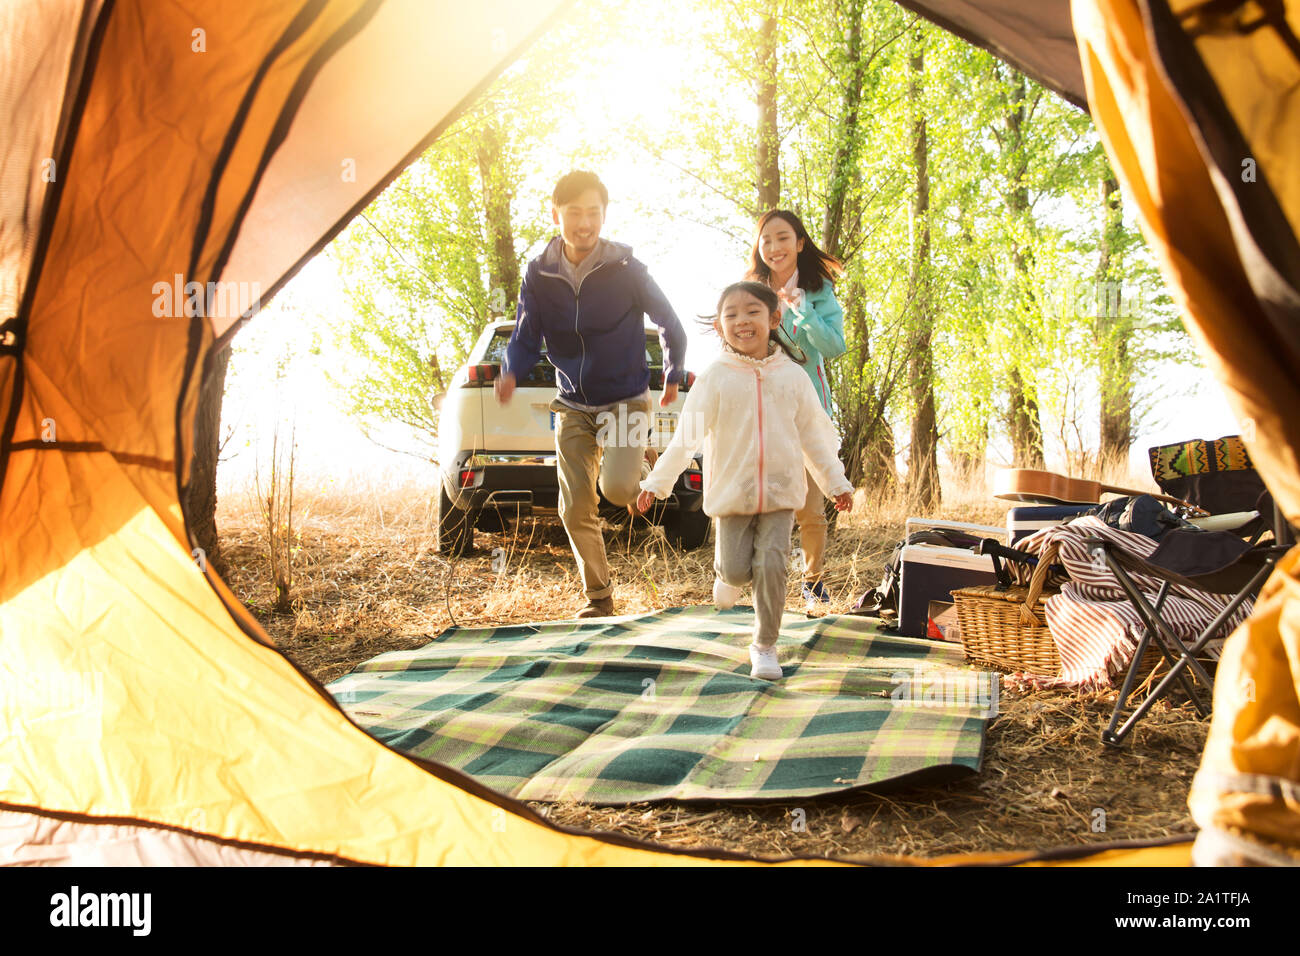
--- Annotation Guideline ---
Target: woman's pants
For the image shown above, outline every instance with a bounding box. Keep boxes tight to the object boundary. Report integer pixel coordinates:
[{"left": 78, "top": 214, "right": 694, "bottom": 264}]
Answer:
[{"left": 794, "top": 469, "right": 828, "bottom": 584}]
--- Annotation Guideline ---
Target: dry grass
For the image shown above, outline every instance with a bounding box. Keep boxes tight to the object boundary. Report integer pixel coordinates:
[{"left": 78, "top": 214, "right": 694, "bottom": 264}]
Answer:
[{"left": 217, "top": 474, "right": 1208, "bottom": 861}]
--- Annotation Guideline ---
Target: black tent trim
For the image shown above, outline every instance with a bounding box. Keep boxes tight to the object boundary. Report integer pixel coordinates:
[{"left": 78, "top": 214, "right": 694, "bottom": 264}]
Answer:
[
  {"left": 177, "top": 0, "right": 383, "bottom": 510},
  {"left": 1142, "top": 0, "right": 1300, "bottom": 363},
  {"left": 0, "top": 798, "right": 372, "bottom": 866},
  {"left": 0, "top": 0, "right": 115, "bottom": 500},
  {"left": 187, "top": 0, "right": 330, "bottom": 283}
]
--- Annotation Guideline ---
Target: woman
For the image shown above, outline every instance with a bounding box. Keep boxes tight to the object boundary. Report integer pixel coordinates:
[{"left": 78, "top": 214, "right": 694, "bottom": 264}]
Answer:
[{"left": 746, "top": 209, "right": 847, "bottom": 608}]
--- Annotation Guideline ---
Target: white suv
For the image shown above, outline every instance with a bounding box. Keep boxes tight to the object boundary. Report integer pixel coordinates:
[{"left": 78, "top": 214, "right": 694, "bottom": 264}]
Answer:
[{"left": 433, "top": 320, "right": 707, "bottom": 554}]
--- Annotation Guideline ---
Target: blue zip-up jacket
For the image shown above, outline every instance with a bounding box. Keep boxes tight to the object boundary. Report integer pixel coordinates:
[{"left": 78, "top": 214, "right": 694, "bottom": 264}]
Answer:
[
  {"left": 778, "top": 283, "right": 846, "bottom": 415},
  {"left": 503, "top": 237, "right": 687, "bottom": 407}
]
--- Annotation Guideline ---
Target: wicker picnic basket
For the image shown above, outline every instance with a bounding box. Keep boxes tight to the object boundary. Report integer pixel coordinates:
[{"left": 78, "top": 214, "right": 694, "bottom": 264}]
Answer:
[
  {"left": 953, "top": 566, "right": 1163, "bottom": 680},
  {"left": 952, "top": 584, "right": 1061, "bottom": 675}
]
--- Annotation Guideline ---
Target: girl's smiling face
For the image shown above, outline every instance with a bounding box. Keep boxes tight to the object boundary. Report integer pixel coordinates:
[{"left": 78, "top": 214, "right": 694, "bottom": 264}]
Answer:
[
  {"left": 715, "top": 288, "right": 781, "bottom": 359},
  {"left": 758, "top": 217, "right": 805, "bottom": 279}
]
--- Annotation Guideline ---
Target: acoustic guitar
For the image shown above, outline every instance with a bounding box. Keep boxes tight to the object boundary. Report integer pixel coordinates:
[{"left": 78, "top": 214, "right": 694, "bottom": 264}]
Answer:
[{"left": 993, "top": 468, "right": 1206, "bottom": 514}]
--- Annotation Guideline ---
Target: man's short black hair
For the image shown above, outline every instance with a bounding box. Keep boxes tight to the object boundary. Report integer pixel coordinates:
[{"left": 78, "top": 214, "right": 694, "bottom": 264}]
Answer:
[{"left": 553, "top": 170, "right": 608, "bottom": 208}]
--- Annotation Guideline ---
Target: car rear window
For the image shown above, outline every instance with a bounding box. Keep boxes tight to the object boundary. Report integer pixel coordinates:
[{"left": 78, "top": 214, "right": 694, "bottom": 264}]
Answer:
[{"left": 482, "top": 329, "right": 541, "bottom": 365}]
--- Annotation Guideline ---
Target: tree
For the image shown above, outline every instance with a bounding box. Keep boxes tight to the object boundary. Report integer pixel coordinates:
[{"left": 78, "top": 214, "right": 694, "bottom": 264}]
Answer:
[
  {"left": 326, "top": 88, "right": 554, "bottom": 460},
  {"left": 756, "top": 7, "right": 782, "bottom": 210},
  {"left": 997, "top": 66, "right": 1047, "bottom": 469},
  {"left": 905, "top": 24, "right": 940, "bottom": 509},
  {"left": 1096, "top": 174, "right": 1133, "bottom": 469}
]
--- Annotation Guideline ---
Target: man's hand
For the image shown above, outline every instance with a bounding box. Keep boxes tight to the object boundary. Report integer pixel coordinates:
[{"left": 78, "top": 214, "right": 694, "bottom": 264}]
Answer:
[
  {"left": 494, "top": 371, "right": 516, "bottom": 405},
  {"left": 660, "top": 382, "right": 678, "bottom": 407},
  {"left": 636, "top": 489, "right": 657, "bottom": 513},
  {"left": 833, "top": 491, "right": 853, "bottom": 512}
]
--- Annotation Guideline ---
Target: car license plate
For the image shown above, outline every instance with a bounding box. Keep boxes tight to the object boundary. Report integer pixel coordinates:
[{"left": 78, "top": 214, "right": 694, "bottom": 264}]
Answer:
[{"left": 655, "top": 412, "right": 677, "bottom": 442}]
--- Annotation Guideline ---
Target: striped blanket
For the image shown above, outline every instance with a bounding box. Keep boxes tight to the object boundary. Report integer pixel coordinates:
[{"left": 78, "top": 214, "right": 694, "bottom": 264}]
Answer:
[
  {"left": 1008, "top": 516, "right": 1252, "bottom": 688},
  {"left": 328, "top": 607, "right": 996, "bottom": 804}
]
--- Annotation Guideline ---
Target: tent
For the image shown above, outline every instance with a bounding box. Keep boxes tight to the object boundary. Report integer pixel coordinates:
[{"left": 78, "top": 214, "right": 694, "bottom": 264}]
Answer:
[{"left": 0, "top": 0, "right": 1294, "bottom": 866}]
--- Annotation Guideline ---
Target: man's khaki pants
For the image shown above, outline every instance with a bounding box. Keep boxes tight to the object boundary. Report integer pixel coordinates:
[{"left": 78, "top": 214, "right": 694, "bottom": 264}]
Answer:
[{"left": 551, "top": 394, "right": 651, "bottom": 602}]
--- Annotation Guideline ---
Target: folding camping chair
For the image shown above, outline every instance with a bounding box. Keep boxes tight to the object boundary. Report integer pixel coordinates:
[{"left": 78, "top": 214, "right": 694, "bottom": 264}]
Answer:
[{"left": 1092, "top": 436, "right": 1295, "bottom": 747}]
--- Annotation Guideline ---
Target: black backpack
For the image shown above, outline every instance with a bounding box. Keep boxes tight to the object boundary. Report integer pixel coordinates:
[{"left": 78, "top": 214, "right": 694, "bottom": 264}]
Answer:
[{"left": 850, "top": 528, "right": 983, "bottom": 617}]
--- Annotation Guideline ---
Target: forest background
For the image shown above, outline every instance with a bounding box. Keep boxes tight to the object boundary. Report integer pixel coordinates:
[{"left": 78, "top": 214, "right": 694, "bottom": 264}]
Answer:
[{"left": 201, "top": 0, "right": 1240, "bottom": 542}]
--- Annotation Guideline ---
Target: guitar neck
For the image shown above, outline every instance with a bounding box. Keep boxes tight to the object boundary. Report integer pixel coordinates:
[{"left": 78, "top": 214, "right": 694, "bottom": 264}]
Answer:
[{"left": 1100, "top": 483, "right": 1198, "bottom": 512}]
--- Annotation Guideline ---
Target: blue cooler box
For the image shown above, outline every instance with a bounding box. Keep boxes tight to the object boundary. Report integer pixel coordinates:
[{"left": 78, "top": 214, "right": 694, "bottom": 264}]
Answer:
[
  {"left": 1006, "top": 504, "right": 1093, "bottom": 544},
  {"left": 898, "top": 520, "right": 1004, "bottom": 639}
]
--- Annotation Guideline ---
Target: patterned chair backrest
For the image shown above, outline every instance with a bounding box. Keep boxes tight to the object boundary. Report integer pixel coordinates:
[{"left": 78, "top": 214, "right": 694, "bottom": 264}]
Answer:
[{"left": 1148, "top": 435, "right": 1269, "bottom": 521}]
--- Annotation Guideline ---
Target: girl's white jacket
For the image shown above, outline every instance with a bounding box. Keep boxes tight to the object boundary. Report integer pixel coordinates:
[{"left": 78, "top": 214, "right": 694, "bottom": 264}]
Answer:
[{"left": 641, "top": 345, "right": 853, "bottom": 517}]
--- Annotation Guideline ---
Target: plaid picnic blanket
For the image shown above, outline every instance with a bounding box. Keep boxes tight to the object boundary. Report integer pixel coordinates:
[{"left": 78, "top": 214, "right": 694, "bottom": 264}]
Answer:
[{"left": 328, "top": 607, "right": 996, "bottom": 804}]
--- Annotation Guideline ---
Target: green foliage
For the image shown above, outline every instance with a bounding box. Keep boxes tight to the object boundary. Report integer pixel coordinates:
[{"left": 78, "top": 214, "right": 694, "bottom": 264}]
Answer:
[
  {"left": 324, "top": 68, "right": 562, "bottom": 460},
  {"left": 305, "top": 0, "right": 1194, "bottom": 478}
]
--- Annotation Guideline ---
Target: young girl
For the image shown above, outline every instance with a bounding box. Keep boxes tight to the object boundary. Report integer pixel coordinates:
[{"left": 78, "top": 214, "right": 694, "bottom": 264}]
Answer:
[
  {"left": 747, "top": 210, "right": 847, "bottom": 609},
  {"left": 636, "top": 282, "right": 853, "bottom": 680}
]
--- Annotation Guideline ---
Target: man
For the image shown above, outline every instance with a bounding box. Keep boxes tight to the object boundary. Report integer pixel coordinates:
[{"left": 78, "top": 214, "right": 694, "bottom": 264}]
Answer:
[{"left": 496, "top": 170, "right": 687, "bottom": 618}]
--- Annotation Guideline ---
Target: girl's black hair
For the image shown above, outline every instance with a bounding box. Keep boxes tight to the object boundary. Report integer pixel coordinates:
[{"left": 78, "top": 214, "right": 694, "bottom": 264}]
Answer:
[
  {"left": 746, "top": 209, "right": 844, "bottom": 293},
  {"left": 699, "top": 281, "right": 806, "bottom": 365}
]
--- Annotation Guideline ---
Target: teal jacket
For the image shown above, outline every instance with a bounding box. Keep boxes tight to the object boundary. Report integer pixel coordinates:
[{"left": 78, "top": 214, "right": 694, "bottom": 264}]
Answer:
[{"left": 777, "top": 282, "right": 845, "bottom": 415}]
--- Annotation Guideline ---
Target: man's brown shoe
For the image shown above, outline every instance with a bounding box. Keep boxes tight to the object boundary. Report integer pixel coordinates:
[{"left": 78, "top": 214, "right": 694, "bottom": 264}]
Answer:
[{"left": 576, "top": 597, "right": 614, "bottom": 619}]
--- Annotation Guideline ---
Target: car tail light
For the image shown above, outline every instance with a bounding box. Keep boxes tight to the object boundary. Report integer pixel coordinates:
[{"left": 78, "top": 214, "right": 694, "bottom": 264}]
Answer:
[
  {"left": 686, "top": 472, "right": 703, "bottom": 491},
  {"left": 463, "top": 364, "right": 499, "bottom": 386},
  {"left": 459, "top": 469, "right": 477, "bottom": 488}
]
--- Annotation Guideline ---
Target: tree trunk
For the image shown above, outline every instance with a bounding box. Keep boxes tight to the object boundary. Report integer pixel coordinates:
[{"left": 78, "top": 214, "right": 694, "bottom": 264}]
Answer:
[
  {"left": 1001, "top": 68, "right": 1045, "bottom": 469},
  {"left": 949, "top": 415, "right": 988, "bottom": 488},
  {"left": 476, "top": 119, "right": 519, "bottom": 318},
  {"left": 835, "top": 214, "right": 899, "bottom": 500},
  {"left": 1096, "top": 174, "right": 1132, "bottom": 472},
  {"left": 1007, "top": 367, "right": 1045, "bottom": 468},
  {"left": 185, "top": 343, "right": 231, "bottom": 576},
  {"left": 755, "top": 12, "right": 781, "bottom": 212},
  {"left": 821, "top": 0, "right": 866, "bottom": 255},
  {"left": 906, "top": 29, "right": 940, "bottom": 510},
  {"left": 950, "top": 210, "right": 988, "bottom": 487}
]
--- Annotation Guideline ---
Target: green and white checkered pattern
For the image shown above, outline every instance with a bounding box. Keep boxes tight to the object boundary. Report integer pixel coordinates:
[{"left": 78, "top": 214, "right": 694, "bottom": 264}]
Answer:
[{"left": 328, "top": 607, "right": 996, "bottom": 804}]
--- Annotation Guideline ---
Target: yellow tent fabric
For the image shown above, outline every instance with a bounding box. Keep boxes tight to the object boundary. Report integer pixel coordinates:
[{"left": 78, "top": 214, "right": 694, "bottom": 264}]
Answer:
[
  {"left": 2, "top": 0, "right": 1289, "bottom": 866},
  {"left": 1073, "top": 0, "right": 1300, "bottom": 863}
]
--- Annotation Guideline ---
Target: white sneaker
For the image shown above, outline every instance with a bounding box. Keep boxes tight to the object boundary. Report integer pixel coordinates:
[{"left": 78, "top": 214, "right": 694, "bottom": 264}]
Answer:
[
  {"left": 749, "top": 643, "right": 782, "bottom": 680},
  {"left": 713, "top": 579, "right": 742, "bottom": 610}
]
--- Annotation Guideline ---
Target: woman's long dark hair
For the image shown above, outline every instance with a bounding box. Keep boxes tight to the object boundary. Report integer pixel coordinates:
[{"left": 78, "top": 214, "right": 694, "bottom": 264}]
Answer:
[
  {"left": 746, "top": 209, "right": 844, "bottom": 293},
  {"left": 701, "top": 281, "right": 805, "bottom": 365}
]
